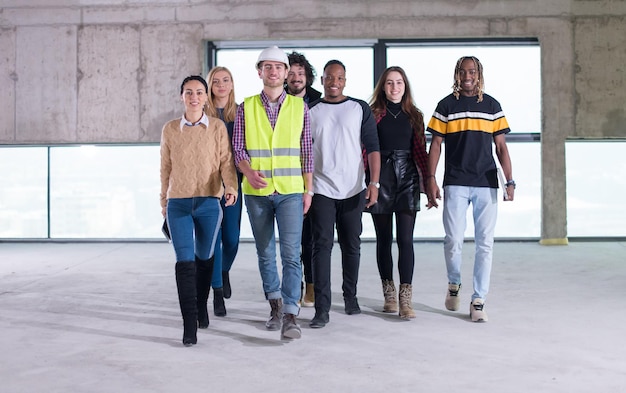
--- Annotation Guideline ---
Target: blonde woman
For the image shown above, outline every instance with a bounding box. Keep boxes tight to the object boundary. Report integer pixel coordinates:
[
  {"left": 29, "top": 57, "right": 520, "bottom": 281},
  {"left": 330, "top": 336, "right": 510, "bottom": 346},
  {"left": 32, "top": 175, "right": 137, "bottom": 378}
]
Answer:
[{"left": 203, "top": 66, "right": 241, "bottom": 318}]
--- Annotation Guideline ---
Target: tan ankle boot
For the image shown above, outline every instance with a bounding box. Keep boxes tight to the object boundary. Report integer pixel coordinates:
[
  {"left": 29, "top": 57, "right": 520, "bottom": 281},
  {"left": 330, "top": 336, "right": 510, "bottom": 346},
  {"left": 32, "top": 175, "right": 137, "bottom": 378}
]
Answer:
[
  {"left": 302, "top": 283, "right": 315, "bottom": 307},
  {"left": 399, "top": 283, "right": 416, "bottom": 319},
  {"left": 382, "top": 279, "right": 398, "bottom": 313}
]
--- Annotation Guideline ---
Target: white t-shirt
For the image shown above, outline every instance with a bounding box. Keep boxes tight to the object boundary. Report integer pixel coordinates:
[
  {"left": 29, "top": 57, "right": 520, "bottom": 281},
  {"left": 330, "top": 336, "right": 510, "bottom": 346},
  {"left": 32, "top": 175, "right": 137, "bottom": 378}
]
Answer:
[{"left": 309, "top": 97, "right": 379, "bottom": 200}]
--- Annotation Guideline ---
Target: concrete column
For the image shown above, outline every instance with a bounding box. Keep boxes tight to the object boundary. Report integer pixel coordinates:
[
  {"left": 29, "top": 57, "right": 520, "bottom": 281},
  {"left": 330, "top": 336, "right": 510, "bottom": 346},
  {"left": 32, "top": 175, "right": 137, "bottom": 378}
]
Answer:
[{"left": 539, "top": 21, "right": 574, "bottom": 245}]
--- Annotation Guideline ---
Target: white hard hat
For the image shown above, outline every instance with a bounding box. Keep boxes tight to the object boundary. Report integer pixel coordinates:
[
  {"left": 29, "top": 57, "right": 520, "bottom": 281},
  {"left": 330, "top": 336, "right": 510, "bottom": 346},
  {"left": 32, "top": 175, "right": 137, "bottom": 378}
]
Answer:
[{"left": 256, "top": 46, "right": 289, "bottom": 70}]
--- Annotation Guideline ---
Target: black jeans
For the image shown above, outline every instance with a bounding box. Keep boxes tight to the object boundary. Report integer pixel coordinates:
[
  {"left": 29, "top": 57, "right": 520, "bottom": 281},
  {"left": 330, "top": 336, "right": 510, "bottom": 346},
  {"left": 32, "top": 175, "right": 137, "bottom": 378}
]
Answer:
[{"left": 310, "top": 190, "right": 366, "bottom": 314}]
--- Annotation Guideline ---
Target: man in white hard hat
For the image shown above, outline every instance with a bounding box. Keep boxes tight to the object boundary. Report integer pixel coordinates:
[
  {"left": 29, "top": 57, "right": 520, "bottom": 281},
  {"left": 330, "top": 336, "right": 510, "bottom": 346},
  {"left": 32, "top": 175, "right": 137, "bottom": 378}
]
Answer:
[{"left": 232, "top": 46, "right": 313, "bottom": 339}]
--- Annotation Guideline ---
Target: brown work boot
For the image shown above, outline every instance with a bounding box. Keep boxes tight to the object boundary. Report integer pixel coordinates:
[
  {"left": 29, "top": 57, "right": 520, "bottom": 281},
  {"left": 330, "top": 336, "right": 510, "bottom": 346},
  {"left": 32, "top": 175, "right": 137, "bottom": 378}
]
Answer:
[
  {"left": 398, "top": 283, "right": 416, "bottom": 319},
  {"left": 281, "top": 313, "right": 302, "bottom": 339},
  {"left": 382, "top": 279, "right": 398, "bottom": 313},
  {"left": 265, "top": 298, "right": 283, "bottom": 331}
]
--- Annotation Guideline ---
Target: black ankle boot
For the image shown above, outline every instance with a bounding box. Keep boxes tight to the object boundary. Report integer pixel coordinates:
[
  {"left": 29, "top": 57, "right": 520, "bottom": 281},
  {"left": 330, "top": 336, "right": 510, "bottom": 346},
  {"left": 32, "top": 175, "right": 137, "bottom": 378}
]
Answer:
[
  {"left": 222, "top": 270, "right": 231, "bottom": 299},
  {"left": 175, "top": 261, "right": 198, "bottom": 346},
  {"left": 213, "top": 287, "right": 227, "bottom": 317},
  {"left": 195, "top": 256, "right": 214, "bottom": 329}
]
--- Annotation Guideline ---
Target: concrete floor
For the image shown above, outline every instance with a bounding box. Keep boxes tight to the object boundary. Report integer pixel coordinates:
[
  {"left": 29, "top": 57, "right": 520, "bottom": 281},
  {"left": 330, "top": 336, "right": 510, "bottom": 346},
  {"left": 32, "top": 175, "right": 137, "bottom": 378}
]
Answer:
[{"left": 1, "top": 240, "right": 625, "bottom": 392}]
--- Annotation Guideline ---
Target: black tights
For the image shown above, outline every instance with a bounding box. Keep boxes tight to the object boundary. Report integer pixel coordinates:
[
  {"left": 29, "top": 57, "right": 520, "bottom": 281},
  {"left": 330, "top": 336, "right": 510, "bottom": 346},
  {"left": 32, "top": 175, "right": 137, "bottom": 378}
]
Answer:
[{"left": 372, "top": 211, "right": 416, "bottom": 284}]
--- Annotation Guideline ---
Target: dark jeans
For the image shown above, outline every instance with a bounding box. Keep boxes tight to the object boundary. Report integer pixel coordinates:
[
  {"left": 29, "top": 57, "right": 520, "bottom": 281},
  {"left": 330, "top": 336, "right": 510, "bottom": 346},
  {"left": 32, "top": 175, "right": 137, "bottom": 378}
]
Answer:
[
  {"left": 211, "top": 186, "right": 243, "bottom": 288},
  {"left": 301, "top": 214, "right": 313, "bottom": 284},
  {"left": 310, "top": 190, "right": 366, "bottom": 314}
]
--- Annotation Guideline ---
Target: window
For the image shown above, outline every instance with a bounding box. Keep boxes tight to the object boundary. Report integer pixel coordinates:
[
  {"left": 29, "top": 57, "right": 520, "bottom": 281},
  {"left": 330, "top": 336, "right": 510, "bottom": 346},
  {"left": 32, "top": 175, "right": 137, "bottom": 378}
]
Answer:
[
  {"left": 212, "top": 41, "right": 374, "bottom": 103},
  {"left": 566, "top": 140, "right": 626, "bottom": 237},
  {"left": 0, "top": 146, "right": 48, "bottom": 238},
  {"left": 208, "top": 39, "right": 542, "bottom": 239},
  {"left": 386, "top": 43, "right": 541, "bottom": 134}
]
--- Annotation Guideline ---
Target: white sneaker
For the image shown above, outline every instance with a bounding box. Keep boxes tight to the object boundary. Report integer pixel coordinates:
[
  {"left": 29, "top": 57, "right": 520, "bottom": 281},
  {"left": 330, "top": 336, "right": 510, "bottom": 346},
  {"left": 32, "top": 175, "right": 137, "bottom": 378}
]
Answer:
[
  {"left": 470, "top": 298, "right": 488, "bottom": 322},
  {"left": 445, "top": 283, "right": 461, "bottom": 311}
]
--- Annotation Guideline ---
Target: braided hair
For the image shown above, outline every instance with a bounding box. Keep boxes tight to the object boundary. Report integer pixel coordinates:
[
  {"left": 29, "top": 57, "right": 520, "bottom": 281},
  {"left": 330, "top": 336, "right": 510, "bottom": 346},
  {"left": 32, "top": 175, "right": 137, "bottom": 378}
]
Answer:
[{"left": 452, "top": 56, "right": 484, "bottom": 103}]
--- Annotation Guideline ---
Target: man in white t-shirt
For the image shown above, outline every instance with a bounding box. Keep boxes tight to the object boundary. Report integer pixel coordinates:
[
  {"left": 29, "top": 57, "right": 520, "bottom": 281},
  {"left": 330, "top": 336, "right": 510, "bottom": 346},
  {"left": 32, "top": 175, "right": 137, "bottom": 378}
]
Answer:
[{"left": 308, "top": 60, "right": 381, "bottom": 328}]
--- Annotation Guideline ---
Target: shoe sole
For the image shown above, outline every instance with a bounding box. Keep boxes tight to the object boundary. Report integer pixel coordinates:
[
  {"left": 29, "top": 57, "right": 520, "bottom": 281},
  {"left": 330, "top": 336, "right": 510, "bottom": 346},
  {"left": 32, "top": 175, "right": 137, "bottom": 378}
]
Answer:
[
  {"left": 282, "top": 329, "right": 301, "bottom": 339},
  {"left": 302, "top": 301, "right": 314, "bottom": 307},
  {"left": 471, "top": 313, "right": 488, "bottom": 322}
]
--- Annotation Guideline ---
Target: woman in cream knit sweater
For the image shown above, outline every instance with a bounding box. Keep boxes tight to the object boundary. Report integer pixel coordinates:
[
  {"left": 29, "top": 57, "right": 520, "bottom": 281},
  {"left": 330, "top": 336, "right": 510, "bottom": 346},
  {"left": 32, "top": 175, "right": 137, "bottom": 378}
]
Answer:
[{"left": 160, "top": 75, "right": 238, "bottom": 346}]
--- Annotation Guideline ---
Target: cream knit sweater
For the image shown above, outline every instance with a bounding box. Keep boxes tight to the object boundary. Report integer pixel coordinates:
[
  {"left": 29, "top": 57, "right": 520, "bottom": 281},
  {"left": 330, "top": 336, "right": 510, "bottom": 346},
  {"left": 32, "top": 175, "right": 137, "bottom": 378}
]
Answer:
[{"left": 160, "top": 116, "right": 238, "bottom": 209}]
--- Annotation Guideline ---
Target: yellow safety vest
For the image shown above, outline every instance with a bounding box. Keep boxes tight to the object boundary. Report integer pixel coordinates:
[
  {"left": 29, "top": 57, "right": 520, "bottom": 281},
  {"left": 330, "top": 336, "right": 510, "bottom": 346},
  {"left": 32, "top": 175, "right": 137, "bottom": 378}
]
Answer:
[{"left": 242, "top": 94, "right": 305, "bottom": 196}]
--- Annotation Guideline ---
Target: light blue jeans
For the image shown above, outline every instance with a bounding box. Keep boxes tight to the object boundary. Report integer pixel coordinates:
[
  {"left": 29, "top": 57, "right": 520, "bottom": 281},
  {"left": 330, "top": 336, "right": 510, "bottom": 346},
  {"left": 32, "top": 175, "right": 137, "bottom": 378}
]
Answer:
[
  {"left": 245, "top": 193, "right": 303, "bottom": 316},
  {"left": 443, "top": 186, "right": 498, "bottom": 301},
  {"left": 166, "top": 197, "right": 222, "bottom": 263}
]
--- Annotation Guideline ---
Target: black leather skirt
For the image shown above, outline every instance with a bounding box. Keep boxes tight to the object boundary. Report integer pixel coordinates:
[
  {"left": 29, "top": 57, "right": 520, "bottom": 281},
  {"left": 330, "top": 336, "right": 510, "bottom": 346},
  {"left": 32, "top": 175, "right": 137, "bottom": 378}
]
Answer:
[{"left": 366, "top": 150, "right": 420, "bottom": 214}]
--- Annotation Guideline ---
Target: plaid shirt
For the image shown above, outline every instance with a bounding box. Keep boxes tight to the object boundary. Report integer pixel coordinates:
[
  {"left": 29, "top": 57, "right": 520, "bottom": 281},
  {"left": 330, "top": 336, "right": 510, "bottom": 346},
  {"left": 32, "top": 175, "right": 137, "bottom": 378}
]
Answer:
[{"left": 232, "top": 90, "right": 313, "bottom": 173}]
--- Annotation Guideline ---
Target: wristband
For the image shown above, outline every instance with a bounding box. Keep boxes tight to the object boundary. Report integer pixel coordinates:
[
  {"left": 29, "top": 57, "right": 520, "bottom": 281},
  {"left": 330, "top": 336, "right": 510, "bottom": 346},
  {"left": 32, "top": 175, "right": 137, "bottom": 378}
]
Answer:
[{"left": 305, "top": 190, "right": 314, "bottom": 196}]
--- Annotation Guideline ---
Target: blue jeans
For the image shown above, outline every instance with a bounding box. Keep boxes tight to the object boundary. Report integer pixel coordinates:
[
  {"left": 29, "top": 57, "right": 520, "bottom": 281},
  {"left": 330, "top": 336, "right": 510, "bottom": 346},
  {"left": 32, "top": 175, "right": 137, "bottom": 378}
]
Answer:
[
  {"left": 167, "top": 197, "right": 222, "bottom": 263},
  {"left": 443, "top": 186, "right": 498, "bottom": 301},
  {"left": 245, "top": 193, "right": 303, "bottom": 316},
  {"left": 211, "top": 186, "right": 243, "bottom": 288}
]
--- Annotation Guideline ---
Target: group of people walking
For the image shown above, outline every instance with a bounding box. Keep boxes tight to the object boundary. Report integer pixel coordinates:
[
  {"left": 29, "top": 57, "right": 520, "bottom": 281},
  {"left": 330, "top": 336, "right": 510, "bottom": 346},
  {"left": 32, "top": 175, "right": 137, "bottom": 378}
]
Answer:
[{"left": 159, "top": 46, "right": 515, "bottom": 346}]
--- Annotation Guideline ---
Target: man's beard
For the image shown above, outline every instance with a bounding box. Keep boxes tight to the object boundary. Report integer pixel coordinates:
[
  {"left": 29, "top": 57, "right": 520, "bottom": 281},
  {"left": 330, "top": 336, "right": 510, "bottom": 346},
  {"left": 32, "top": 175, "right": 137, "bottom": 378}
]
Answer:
[{"left": 287, "top": 83, "right": 305, "bottom": 96}]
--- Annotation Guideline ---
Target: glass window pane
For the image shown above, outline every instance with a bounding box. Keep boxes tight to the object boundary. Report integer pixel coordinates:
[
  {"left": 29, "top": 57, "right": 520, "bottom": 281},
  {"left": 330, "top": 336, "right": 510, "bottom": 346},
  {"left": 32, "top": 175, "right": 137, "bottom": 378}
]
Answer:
[
  {"left": 363, "top": 142, "right": 540, "bottom": 240},
  {"left": 216, "top": 47, "right": 374, "bottom": 103},
  {"left": 49, "top": 145, "right": 162, "bottom": 238},
  {"left": 0, "top": 147, "right": 48, "bottom": 238},
  {"left": 387, "top": 45, "right": 541, "bottom": 134},
  {"left": 567, "top": 141, "right": 626, "bottom": 237}
]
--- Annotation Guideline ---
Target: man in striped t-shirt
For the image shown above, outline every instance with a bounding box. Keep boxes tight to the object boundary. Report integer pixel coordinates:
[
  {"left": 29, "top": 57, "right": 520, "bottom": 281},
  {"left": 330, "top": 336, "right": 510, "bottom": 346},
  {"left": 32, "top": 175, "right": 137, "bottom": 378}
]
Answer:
[{"left": 426, "top": 56, "right": 515, "bottom": 323}]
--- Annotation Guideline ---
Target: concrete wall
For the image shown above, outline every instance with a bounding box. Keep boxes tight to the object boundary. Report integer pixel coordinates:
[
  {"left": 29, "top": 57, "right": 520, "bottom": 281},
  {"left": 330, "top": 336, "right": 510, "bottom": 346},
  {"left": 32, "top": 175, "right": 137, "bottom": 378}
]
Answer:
[{"left": 1, "top": 0, "right": 625, "bottom": 242}]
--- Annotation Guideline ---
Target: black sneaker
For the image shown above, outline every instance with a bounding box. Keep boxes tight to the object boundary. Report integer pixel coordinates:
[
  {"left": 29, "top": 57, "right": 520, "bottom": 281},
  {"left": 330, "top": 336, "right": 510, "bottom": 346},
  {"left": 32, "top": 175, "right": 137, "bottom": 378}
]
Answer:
[
  {"left": 309, "top": 311, "right": 329, "bottom": 328},
  {"left": 344, "top": 297, "right": 361, "bottom": 315},
  {"left": 281, "top": 313, "right": 302, "bottom": 339}
]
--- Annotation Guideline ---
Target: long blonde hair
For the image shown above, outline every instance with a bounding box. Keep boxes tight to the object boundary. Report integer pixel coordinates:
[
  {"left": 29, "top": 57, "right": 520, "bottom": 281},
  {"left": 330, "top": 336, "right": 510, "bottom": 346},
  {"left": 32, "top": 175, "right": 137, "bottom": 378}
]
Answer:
[{"left": 205, "top": 66, "right": 237, "bottom": 123}]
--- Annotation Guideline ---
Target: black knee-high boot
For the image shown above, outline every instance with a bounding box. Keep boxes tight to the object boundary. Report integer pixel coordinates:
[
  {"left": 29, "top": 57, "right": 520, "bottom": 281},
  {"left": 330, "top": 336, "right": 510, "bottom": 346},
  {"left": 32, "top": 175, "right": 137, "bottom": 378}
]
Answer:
[
  {"left": 175, "top": 261, "right": 198, "bottom": 346},
  {"left": 196, "top": 256, "right": 214, "bottom": 329},
  {"left": 213, "top": 287, "right": 227, "bottom": 317}
]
